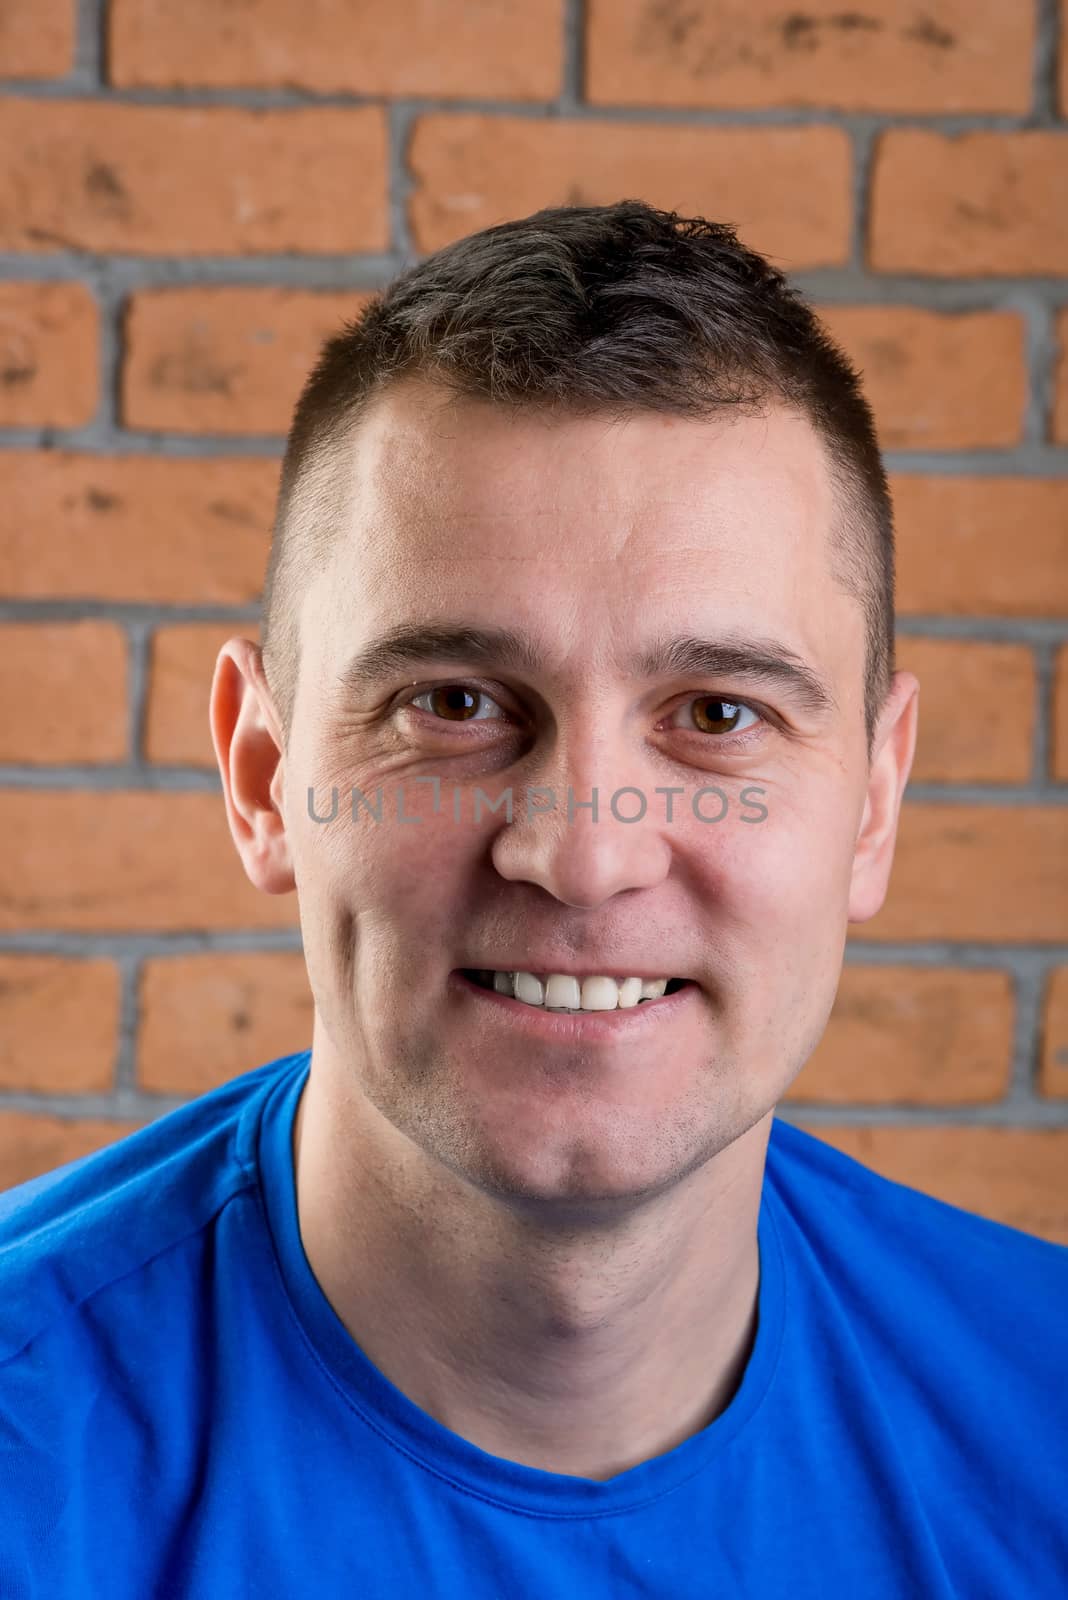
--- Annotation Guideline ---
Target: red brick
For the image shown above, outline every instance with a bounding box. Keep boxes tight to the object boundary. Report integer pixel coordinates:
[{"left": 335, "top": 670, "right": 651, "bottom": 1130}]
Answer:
[
  {"left": 123, "top": 288, "right": 374, "bottom": 435},
  {"left": 0, "top": 101, "right": 388, "bottom": 255},
  {"left": 0, "top": 0, "right": 74, "bottom": 78},
  {"left": 890, "top": 478, "right": 1068, "bottom": 618},
  {"left": 818, "top": 307, "right": 1026, "bottom": 449},
  {"left": 788, "top": 965, "right": 1012, "bottom": 1104},
  {"left": 409, "top": 115, "right": 852, "bottom": 268},
  {"left": 1052, "top": 645, "right": 1068, "bottom": 783},
  {"left": 0, "top": 452, "right": 276, "bottom": 603},
  {"left": 109, "top": 0, "right": 564, "bottom": 97},
  {"left": 138, "top": 953, "right": 312, "bottom": 1095},
  {"left": 0, "top": 792, "right": 300, "bottom": 932},
  {"left": 1039, "top": 967, "right": 1068, "bottom": 1098},
  {"left": 0, "top": 1110, "right": 144, "bottom": 1192},
  {"left": 0, "top": 282, "right": 97, "bottom": 427},
  {"left": 803, "top": 1125, "right": 1068, "bottom": 1245},
  {"left": 0, "top": 622, "right": 127, "bottom": 764},
  {"left": 1052, "top": 308, "right": 1068, "bottom": 444},
  {"left": 870, "top": 132, "right": 1068, "bottom": 276},
  {"left": 587, "top": 0, "right": 1032, "bottom": 114},
  {"left": 0, "top": 956, "right": 120, "bottom": 1094},
  {"left": 895, "top": 639, "right": 1034, "bottom": 785},
  {"left": 855, "top": 805, "right": 1066, "bottom": 944},
  {"left": 146, "top": 621, "right": 261, "bottom": 767}
]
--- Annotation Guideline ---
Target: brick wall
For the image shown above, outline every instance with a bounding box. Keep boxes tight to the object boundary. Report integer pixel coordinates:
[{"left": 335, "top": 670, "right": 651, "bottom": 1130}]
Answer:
[{"left": 1, "top": 0, "right": 1066, "bottom": 1240}]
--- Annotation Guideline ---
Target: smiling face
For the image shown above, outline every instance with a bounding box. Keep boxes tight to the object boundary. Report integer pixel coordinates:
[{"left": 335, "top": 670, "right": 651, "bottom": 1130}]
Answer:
[{"left": 238, "top": 377, "right": 916, "bottom": 1215}]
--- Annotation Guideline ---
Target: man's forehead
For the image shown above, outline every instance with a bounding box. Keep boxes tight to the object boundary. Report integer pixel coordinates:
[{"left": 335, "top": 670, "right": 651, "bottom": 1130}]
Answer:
[
  {"left": 334, "top": 388, "right": 819, "bottom": 564},
  {"left": 297, "top": 384, "right": 859, "bottom": 711},
  {"left": 342, "top": 379, "right": 835, "bottom": 527}
]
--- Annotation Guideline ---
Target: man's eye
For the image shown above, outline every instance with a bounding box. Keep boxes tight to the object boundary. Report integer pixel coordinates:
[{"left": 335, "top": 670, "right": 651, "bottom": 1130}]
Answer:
[
  {"left": 667, "top": 696, "right": 762, "bottom": 739},
  {"left": 407, "top": 684, "right": 509, "bottom": 723}
]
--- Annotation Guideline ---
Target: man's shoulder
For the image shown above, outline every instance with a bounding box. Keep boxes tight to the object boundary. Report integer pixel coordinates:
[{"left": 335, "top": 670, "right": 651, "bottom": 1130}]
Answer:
[
  {"left": 768, "top": 1111, "right": 1068, "bottom": 1269},
  {"left": 0, "top": 1051, "right": 302, "bottom": 1369},
  {"left": 766, "top": 1112, "right": 1068, "bottom": 1358}
]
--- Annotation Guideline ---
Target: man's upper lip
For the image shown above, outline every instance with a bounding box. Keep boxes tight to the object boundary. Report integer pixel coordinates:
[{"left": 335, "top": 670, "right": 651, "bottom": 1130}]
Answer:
[{"left": 459, "top": 960, "right": 693, "bottom": 983}]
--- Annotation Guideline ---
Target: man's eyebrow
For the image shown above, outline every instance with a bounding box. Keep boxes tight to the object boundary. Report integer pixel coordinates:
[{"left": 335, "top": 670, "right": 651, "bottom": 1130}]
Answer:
[
  {"left": 633, "top": 631, "right": 837, "bottom": 716},
  {"left": 336, "top": 622, "right": 837, "bottom": 717}
]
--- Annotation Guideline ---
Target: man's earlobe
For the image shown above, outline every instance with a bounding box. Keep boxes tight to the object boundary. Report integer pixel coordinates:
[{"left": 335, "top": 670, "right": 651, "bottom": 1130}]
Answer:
[{"left": 211, "top": 638, "right": 296, "bottom": 897}]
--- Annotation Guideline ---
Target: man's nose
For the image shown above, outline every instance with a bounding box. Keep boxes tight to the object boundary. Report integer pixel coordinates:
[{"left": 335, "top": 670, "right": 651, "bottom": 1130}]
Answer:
[{"left": 488, "top": 727, "right": 673, "bottom": 910}]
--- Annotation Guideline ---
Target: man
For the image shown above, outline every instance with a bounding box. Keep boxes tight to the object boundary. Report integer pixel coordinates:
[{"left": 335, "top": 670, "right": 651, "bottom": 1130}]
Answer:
[{"left": 1, "top": 201, "right": 1065, "bottom": 1597}]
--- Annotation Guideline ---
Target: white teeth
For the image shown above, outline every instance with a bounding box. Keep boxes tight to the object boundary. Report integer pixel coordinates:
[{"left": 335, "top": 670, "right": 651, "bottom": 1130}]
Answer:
[
  {"left": 579, "top": 976, "right": 620, "bottom": 1012},
  {"left": 483, "top": 970, "right": 677, "bottom": 1013},
  {"left": 514, "top": 972, "right": 542, "bottom": 1005},
  {"left": 617, "top": 976, "right": 643, "bottom": 1008},
  {"left": 544, "top": 974, "right": 581, "bottom": 1010}
]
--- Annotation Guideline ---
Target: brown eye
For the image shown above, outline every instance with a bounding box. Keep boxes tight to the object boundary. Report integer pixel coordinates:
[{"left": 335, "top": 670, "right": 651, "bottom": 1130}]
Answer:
[
  {"left": 428, "top": 685, "right": 480, "bottom": 721},
  {"left": 684, "top": 696, "right": 758, "bottom": 736},
  {"left": 409, "top": 685, "right": 507, "bottom": 724}
]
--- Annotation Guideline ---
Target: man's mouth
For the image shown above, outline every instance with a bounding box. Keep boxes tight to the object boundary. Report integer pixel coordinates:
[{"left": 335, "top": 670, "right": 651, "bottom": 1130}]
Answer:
[{"left": 459, "top": 969, "right": 693, "bottom": 1015}]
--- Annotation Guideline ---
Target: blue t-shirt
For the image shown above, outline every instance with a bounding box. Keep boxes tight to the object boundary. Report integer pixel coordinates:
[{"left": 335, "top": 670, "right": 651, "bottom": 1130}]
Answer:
[{"left": 1, "top": 1047, "right": 1065, "bottom": 1598}]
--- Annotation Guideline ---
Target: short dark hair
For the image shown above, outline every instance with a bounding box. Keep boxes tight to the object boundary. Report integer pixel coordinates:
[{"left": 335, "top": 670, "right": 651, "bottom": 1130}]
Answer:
[{"left": 261, "top": 199, "right": 894, "bottom": 758}]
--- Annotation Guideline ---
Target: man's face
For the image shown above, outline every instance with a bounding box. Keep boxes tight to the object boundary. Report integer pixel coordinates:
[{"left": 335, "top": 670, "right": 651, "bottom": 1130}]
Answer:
[{"left": 273, "top": 380, "right": 912, "bottom": 1212}]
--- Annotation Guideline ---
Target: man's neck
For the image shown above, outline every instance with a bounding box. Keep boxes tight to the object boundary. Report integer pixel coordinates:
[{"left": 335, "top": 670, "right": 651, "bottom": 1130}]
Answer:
[{"left": 290, "top": 1055, "right": 770, "bottom": 1482}]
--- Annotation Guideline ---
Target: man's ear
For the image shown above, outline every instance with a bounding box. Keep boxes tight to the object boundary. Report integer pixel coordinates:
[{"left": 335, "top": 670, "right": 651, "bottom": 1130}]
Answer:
[
  {"left": 210, "top": 638, "right": 295, "bottom": 896},
  {"left": 847, "top": 670, "right": 920, "bottom": 925}
]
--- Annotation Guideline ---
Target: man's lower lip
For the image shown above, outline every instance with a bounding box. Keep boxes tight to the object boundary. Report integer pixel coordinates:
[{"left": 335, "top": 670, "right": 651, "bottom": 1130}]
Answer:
[{"left": 448, "top": 969, "right": 698, "bottom": 1042}]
